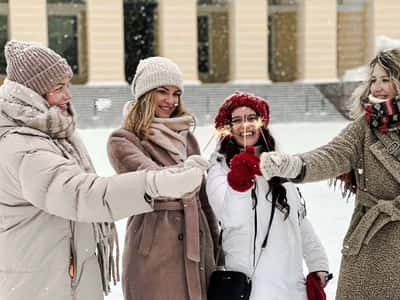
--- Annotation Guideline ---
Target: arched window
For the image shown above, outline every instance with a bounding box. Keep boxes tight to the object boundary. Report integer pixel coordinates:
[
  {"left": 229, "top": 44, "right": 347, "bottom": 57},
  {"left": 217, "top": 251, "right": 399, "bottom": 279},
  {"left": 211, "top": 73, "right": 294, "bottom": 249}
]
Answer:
[{"left": 47, "top": 0, "right": 87, "bottom": 83}]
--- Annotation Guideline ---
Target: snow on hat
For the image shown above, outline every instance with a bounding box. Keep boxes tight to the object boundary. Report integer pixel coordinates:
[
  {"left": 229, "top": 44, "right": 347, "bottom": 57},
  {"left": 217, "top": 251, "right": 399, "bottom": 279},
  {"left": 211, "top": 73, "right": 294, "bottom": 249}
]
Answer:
[
  {"left": 131, "top": 56, "right": 184, "bottom": 100},
  {"left": 214, "top": 92, "right": 270, "bottom": 129},
  {"left": 5, "top": 40, "right": 73, "bottom": 96}
]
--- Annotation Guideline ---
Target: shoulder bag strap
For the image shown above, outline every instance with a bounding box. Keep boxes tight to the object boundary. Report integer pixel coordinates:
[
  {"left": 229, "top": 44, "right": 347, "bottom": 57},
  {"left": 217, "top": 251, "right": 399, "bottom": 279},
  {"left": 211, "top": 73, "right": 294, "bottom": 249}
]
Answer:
[{"left": 250, "top": 187, "right": 277, "bottom": 279}]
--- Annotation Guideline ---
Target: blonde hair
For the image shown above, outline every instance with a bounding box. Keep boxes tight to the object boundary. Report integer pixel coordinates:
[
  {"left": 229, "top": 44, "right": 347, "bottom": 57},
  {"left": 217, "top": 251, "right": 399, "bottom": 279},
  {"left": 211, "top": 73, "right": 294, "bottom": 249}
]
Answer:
[
  {"left": 350, "top": 48, "right": 400, "bottom": 119},
  {"left": 124, "top": 89, "right": 193, "bottom": 139}
]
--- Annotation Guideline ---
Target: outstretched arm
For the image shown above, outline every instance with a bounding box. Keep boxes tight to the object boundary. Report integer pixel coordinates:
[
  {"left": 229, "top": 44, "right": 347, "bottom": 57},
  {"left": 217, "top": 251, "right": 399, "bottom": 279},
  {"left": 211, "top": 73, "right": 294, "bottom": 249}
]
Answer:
[{"left": 260, "top": 117, "right": 364, "bottom": 182}]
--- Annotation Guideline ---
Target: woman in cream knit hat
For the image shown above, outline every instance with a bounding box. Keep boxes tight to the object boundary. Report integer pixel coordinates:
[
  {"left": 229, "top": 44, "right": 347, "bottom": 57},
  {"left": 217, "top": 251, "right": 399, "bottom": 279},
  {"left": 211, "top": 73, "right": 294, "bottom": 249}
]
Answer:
[
  {"left": 107, "top": 56, "right": 219, "bottom": 300},
  {"left": 0, "top": 41, "right": 206, "bottom": 300}
]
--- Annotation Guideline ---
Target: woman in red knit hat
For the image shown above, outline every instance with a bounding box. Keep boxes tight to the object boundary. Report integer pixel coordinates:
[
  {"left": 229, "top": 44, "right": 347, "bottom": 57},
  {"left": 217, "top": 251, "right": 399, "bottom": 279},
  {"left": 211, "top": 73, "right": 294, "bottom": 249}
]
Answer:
[{"left": 206, "top": 92, "right": 331, "bottom": 300}]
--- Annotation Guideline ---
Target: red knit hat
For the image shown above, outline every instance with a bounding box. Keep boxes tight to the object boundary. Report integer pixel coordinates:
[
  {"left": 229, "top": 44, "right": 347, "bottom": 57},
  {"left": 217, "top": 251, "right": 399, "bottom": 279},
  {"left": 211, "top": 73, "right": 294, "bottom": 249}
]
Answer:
[{"left": 214, "top": 92, "right": 270, "bottom": 129}]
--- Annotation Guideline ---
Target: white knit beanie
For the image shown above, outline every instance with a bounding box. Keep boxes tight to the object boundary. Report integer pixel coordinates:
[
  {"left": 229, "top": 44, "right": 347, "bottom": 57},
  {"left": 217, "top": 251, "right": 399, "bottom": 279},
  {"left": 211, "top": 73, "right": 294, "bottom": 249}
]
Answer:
[{"left": 131, "top": 56, "right": 184, "bottom": 100}]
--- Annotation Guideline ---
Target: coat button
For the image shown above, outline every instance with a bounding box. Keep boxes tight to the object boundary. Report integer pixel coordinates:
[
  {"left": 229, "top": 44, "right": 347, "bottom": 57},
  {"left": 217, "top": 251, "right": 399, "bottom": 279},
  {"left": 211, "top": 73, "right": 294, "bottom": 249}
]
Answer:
[{"left": 178, "top": 233, "right": 184, "bottom": 240}]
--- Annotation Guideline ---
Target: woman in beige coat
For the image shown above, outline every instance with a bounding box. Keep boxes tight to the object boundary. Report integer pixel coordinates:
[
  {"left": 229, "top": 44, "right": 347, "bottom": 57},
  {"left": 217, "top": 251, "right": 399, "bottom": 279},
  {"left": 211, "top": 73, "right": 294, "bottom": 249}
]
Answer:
[
  {"left": 259, "top": 48, "right": 400, "bottom": 299},
  {"left": 0, "top": 40, "right": 206, "bottom": 300},
  {"left": 107, "top": 57, "right": 218, "bottom": 300}
]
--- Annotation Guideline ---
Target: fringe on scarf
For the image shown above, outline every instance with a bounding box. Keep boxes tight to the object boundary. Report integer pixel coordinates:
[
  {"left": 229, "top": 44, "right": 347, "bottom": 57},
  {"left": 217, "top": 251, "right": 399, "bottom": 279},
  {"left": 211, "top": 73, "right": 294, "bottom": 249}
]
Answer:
[
  {"left": 329, "top": 171, "right": 356, "bottom": 201},
  {"left": 93, "top": 222, "right": 120, "bottom": 295}
]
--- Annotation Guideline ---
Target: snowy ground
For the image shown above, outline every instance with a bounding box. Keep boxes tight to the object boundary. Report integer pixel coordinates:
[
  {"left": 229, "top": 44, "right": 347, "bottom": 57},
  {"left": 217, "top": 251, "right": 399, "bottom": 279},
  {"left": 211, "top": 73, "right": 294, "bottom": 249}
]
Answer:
[{"left": 80, "top": 121, "right": 354, "bottom": 300}]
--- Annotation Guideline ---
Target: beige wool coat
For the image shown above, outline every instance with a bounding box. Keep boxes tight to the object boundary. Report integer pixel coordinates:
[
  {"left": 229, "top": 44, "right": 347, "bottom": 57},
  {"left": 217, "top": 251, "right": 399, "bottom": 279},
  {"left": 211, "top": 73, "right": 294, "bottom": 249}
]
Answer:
[
  {"left": 298, "top": 116, "right": 400, "bottom": 299},
  {"left": 107, "top": 122, "right": 218, "bottom": 300},
  {"left": 0, "top": 80, "right": 153, "bottom": 300}
]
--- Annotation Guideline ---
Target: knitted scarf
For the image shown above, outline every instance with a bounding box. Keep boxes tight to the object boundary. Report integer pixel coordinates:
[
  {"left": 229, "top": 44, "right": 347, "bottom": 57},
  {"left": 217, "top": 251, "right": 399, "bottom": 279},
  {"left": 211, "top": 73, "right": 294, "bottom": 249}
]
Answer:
[
  {"left": 334, "top": 96, "right": 400, "bottom": 198},
  {"left": 0, "top": 80, "right": 119, "bottom": 295},
  {"left": 362, "top": 95, "right": 400, "bottom": 133},
  {"left": 148, "top": 115, "right": 194, "bottom": 163}
]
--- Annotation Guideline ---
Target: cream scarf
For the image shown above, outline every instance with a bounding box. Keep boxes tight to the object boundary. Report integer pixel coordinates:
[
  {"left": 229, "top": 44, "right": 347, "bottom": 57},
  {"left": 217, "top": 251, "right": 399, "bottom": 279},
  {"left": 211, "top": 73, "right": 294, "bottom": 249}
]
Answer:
[{"left": 148, "top": 115, "right": 195, "bottom": 163}]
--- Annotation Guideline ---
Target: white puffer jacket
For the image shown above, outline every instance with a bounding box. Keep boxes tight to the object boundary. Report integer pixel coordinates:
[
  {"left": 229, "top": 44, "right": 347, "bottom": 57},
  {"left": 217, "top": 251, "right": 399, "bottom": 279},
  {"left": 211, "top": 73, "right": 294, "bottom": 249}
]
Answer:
[{"left": 206, "top": 152, "right": 329, "bottom": 300}]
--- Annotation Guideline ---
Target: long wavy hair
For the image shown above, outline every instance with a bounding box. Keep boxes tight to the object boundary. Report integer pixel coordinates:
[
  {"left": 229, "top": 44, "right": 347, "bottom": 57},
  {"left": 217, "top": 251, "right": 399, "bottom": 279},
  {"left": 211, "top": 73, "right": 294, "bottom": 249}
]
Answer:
[
  {"left": 350, "top": 48, "right": 400, "bottom": 119},
  {"left": 219, "top": 125, "right": 290, "bottom": 219},
  {"left": 124, "top": 89, "right": 192, "bottom": 140}
]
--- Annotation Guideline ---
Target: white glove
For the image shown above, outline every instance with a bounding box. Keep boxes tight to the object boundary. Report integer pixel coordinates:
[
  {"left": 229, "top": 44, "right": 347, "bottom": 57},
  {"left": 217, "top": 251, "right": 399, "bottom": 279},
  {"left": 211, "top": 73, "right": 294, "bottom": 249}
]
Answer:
[
  {"left": 183, "top": 155, "right": 208, "bottom": 171},
  {"left": 145, "top": 165, "right": 204, "bottom": 199},
  {"left": 259, "top": 151, "right": 303, "bottom": 181}
]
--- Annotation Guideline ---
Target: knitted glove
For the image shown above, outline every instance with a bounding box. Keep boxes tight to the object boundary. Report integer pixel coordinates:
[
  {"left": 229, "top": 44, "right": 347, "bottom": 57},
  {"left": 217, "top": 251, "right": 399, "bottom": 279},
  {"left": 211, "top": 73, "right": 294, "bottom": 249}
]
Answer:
[
  {"left": 259, "top": 151, "right": 302, "bottom": 181},
  {"left": 227, "top": 146, "right": 261, "bottom": 192},
  {"left": 306, "top": 272, "right": 327, "bottom": 300},
  {"left": 145, "top": 165, "right": 204, "bottom": 199},
  {"left": 183, "top": 155, "right": 208, "bottom": 171}
]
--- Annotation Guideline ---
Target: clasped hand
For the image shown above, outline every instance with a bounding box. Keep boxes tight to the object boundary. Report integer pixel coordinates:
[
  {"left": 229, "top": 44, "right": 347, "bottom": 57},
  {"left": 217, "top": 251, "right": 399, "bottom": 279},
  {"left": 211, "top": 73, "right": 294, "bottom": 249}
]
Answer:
[{"left": 227, "top": 146, "right": 261, "bottom": 192}]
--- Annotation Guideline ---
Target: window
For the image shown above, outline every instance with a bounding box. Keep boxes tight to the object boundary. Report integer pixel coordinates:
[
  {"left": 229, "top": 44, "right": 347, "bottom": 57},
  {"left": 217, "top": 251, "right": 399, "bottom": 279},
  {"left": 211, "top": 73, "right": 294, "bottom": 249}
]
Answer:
[
  {"left": 197, "top": 0, "right": 227, "bottom": 5},
  {"left": 47, "top": 0, "right": 87, "bottom": 82},
  {"left": 124, "top": 0, "right": 158, "bottom": 83},
  {"left": 48, "top": 15, "right": 79, "bottom": 73},
  {"left": 0, "top": 1, "right": 7, "bottom": 75},
  {"left": 268, "top": 0, "right": 296, "bottom": 5},
  {"left": 197, "top": 16, "right": 209, "bottom": 73}
]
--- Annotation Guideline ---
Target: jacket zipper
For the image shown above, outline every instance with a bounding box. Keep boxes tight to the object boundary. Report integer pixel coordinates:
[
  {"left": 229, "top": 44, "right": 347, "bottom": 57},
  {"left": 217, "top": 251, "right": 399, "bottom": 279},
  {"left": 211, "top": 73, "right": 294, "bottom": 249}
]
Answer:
[{"left": 70, "top": 222, "right": 78, "bottom": 295}]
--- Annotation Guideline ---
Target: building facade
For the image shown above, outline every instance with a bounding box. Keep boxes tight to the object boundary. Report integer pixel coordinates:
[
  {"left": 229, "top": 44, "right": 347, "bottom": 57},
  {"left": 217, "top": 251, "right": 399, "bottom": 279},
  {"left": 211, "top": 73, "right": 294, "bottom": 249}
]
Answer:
[{"left": 0, "top": 0, "right": 400, "bottom": 85}]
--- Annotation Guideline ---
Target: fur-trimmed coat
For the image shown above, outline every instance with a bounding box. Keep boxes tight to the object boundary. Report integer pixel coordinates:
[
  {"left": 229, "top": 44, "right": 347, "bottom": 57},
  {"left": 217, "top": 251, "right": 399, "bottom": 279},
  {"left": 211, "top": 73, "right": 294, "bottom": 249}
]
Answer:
[
  {"left": 107, "top": 122, "right": 218, "bottom": 300},
  {"left": 0, "top": 80, "right": 153, "bottom": 300},
  {"left": 298, "top": 116, "right": 400, "bottom": 299}
]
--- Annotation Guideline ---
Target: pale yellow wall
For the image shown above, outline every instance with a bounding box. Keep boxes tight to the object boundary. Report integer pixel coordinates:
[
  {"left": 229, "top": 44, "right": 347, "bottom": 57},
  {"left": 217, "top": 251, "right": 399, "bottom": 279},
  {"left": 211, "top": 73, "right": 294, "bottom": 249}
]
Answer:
[
  {"left": 86, "top": 0, "right": 125, "bottom": 83},
  {"left": 9, "top": 0, "right": 47, "bottom": 44},
  {"left": 297, "top": 0, "right": 337, "bottom": 81},
  {"left": 366, "top": 0, "right": 400, "bottom": 60},
  {"left": 229, "top": 0, "right": 268, "bottom": 82},
  {"left": 158, "top": 0, "right": 199, "bottom": 82}
]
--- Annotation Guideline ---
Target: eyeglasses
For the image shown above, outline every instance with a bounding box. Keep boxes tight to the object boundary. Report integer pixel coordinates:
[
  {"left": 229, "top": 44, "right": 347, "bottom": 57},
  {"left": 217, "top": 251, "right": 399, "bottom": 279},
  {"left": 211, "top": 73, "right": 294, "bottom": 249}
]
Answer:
[{"left": 230, "top": 114, "right": 261, "bottom": 128}]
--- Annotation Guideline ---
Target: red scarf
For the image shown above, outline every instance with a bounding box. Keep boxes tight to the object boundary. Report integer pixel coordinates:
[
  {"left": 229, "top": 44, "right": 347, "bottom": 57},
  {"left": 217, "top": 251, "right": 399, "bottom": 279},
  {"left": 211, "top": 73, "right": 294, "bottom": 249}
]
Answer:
[{"left": 362, "top": 96, "right": 400, "bottom": 133}]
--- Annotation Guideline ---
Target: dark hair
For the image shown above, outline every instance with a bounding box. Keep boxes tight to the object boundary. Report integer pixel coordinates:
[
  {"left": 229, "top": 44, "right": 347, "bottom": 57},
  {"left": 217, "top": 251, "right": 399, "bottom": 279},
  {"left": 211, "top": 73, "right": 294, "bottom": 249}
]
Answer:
[{"left": 219, "top": 127, "right": 290, "bottom": 219}]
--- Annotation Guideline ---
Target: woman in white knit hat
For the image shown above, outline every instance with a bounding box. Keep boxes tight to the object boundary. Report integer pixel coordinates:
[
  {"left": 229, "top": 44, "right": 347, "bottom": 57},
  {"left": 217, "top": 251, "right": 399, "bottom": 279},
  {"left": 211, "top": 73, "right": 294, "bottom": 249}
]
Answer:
[
  {"left": 0, "top": 41, "right": 207, "bottom": 300},
  {"left": 107, "top": 56, "right": 219, "bottom": 300}
]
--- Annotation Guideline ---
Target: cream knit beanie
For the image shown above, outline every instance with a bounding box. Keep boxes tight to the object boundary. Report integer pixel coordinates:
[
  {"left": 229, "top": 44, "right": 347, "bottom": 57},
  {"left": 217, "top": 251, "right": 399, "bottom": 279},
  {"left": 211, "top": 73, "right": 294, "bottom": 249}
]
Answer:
[
  {"left": 131, "top": 56, "right": 184, "bottom": 100},
  {"left": 4, "top": 40, "right": 73, "bottom": 96}
]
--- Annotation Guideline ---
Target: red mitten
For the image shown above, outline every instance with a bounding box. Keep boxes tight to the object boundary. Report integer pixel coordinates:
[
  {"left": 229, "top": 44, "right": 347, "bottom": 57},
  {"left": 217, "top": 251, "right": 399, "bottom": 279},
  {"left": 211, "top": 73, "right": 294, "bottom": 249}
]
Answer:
[
  {"left": 227, "top": 146, "right": 261, "bottom": 192},
  {"left": 306, "top": 273, "right": 326, "bottom": 300}
]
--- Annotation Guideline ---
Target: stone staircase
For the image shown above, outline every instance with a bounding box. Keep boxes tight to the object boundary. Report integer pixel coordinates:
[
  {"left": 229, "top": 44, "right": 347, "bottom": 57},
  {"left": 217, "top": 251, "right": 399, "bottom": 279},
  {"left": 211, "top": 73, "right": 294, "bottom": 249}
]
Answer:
[{"left": 70, "top": 83, "right": 349, "bottom": 129}]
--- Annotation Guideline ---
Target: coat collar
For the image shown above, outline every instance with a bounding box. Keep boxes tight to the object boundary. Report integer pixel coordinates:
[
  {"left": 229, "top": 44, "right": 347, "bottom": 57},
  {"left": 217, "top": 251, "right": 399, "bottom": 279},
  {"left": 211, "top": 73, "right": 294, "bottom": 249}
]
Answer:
[{"left": 369, "top": 130, "right": 400, "bottom": 185}]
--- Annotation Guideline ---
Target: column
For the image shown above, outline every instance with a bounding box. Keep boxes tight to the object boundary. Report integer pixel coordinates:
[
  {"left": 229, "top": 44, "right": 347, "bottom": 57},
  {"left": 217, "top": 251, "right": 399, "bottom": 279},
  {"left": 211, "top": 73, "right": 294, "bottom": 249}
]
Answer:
[
  {"left": 158, "top": 0, "right": 199, "bottom": 83},
  {"left": 9, "top": 0, "right": 47, "bottom": 44},
  {"left": 297, "top": 0, "right": 337, "bottom": 82},
  {"left": 86, "top": 0, "right": 125, "bottom": 84},
  {"left": 228, "top": 0, "right": 269, "bottom": 83},
  {"left": 365, "top": 0, "right": 400, "bottom": 60}
]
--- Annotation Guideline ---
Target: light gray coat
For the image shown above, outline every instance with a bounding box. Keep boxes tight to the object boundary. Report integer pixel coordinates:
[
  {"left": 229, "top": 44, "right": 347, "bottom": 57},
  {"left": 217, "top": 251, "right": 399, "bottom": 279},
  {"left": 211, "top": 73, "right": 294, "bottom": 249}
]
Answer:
[
  {"left": 299, "top": 116, "right": 400, "bottom": 299},
  {"left": 0, "top": 80, "right": 153, "bottom": 300}
]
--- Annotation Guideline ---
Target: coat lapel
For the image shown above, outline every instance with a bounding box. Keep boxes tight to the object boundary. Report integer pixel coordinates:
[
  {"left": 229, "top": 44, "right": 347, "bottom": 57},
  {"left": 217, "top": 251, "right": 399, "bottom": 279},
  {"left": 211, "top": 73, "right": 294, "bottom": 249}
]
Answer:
[{"left": 369, "top": 135, "right": 400, "bottom": 185}]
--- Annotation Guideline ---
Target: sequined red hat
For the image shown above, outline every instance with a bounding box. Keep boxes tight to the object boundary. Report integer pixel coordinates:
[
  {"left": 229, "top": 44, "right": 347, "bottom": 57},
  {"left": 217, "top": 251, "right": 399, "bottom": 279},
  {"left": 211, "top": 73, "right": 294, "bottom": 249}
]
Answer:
[{"left": 214, "top": 92, "right": 270, "bottom": 129}]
